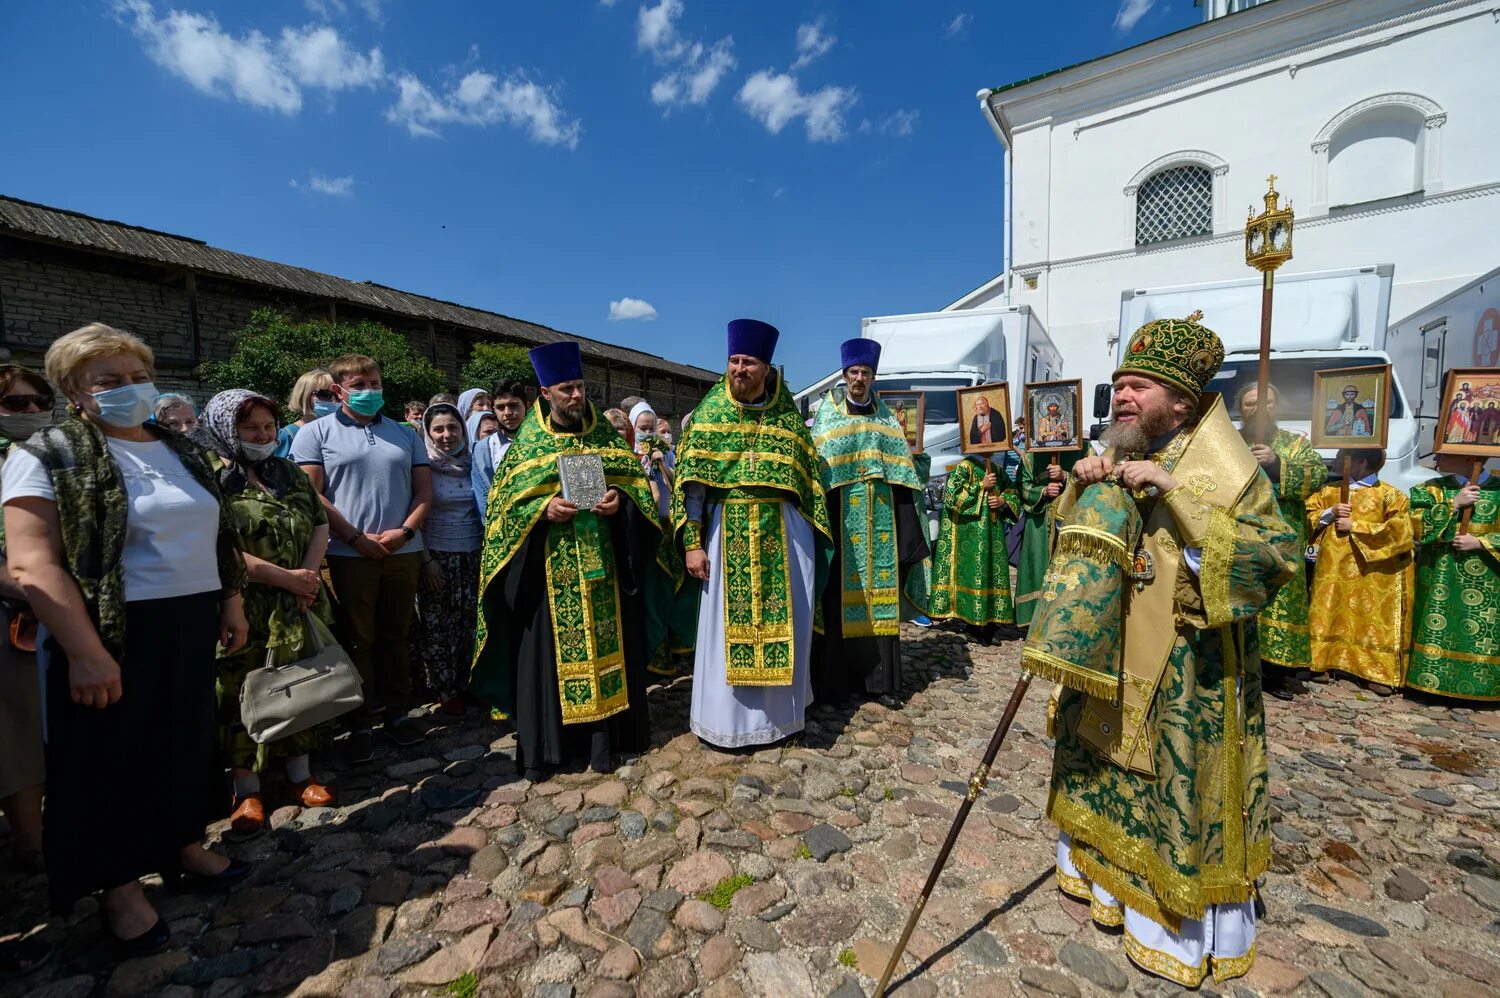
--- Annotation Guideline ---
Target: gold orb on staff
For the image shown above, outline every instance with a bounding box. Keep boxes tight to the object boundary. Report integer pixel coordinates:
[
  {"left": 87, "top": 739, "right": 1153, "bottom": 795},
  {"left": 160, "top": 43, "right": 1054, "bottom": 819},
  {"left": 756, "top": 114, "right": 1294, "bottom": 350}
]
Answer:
[{"left": 1244, "top": 174, "right": 1294, "bottom": 445}]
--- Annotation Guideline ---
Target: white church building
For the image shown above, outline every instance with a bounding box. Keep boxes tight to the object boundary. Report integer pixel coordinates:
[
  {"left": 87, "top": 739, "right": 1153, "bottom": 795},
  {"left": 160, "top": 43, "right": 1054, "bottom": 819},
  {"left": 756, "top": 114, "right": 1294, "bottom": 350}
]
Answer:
[{"left": 960, "top": 0, "right": 1500, "bottom": 392}]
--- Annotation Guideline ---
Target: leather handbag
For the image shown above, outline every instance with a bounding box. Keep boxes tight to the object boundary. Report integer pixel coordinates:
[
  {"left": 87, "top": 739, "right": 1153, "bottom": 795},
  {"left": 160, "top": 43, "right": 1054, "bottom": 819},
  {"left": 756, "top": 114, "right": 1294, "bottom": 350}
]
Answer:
[{"left": 240, "top": 612, "right": 363, "bottom": 744}]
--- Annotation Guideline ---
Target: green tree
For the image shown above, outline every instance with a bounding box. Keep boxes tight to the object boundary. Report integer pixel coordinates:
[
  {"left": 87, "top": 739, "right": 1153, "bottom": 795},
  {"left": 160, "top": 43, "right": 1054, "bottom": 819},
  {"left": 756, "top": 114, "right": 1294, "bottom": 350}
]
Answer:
[
  {"left": 199, "top": 310, "right": 447, "bottom": 419},
  {"left": 460, "top": 341, "right": 536, "bottom": 394}
]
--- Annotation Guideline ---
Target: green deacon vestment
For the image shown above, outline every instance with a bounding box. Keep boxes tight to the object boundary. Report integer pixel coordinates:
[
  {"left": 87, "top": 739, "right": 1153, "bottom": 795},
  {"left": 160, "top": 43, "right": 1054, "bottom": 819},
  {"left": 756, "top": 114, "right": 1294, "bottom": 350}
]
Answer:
[
  {"left": 1255, "top": 429, "right": 1328, "bottom": 670},
  {"left": 1015, "top": 449, "right": 1084, "bottom": 628},
  {"left": 811, "top": 389, "right": 930, "bottom": 697},
  {"left": 671, "top": 372, "right": 831, "bottom": 686},
  {"left": 1033, "top": 398, "right": 1298, "bottom": 975},
  {"left": 1407, "top": 475, "right": 1500, "bottom": 700},
  {"left": 929, "top": 456, "right": 1020, "bottom": 626},
  {"left": 471, "top": 399, "right": 679, "bottom": 743}
]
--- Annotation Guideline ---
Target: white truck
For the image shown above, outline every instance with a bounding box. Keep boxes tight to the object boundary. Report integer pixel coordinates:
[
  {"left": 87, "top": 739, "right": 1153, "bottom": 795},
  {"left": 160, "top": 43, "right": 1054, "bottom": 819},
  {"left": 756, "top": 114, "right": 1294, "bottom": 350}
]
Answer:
[
  {"left": 1385, "top": 264, "right": 1500, "bottom": 461},
  {"left": 795, "top": 304, "right": 1064, "bottom": 486},
  {"left": 1114, "top": 264, "right": 1438, "bottom": 492}
]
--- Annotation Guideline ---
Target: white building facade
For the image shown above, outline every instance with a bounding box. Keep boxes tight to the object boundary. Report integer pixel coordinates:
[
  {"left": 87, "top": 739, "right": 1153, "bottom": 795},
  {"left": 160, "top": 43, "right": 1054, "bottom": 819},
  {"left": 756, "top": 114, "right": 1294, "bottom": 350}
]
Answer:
[{"left": 965, "top": 0, "right": 1500, "bottom": 392}]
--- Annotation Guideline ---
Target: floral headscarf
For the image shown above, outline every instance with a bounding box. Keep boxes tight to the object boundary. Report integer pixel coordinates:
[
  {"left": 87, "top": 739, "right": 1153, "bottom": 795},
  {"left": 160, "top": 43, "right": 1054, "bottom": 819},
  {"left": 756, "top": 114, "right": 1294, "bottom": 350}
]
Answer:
[
  {"left": 201, "top": 389, "right": 295, "bottom": 497},
  {"left": 424, "top": 403, "right": 471, "bottom": 476}
]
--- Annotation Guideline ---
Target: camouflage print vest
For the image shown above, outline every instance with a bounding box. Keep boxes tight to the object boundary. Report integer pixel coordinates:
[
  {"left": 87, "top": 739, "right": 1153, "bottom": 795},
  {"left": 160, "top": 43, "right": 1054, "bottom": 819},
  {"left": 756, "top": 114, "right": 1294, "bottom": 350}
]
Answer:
[{"left": 17, "top": 417, "right": 247, "bottom": 658}]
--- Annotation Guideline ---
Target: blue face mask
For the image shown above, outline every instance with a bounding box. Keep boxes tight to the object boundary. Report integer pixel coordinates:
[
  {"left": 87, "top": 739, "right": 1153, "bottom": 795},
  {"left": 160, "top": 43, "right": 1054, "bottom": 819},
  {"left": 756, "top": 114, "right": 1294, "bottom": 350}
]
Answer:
[
  {"left": 312, "top": 400, "right": 341, "bottom": 418},
  {"left": 91, "top": 382, "right": 160, "bottom": 428},
  {"left": 344, "top": 389, "right": 385, "bottom": 417}
]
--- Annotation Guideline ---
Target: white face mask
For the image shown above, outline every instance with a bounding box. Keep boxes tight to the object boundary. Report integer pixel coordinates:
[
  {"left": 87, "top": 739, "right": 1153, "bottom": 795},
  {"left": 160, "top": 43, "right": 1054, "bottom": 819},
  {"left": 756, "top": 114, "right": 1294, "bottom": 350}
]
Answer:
[{"left": 239, "top": 439, "right": 278, "bottom": 462}]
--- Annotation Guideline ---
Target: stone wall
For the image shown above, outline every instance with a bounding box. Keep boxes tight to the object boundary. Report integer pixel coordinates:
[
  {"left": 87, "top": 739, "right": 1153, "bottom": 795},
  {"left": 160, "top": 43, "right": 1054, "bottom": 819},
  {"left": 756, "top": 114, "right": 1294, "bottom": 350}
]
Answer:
[{"left": 0, "top": 238, "right": 710, "bottom": 417}]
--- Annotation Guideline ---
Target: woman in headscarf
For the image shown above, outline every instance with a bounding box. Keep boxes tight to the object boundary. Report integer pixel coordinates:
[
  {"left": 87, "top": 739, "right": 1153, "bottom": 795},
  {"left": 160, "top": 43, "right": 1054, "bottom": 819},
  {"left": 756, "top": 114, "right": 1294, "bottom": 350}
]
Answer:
[
  {"left": 413, "top": 403, "right": 483, "bottom": 715},
  {"left": 630, "top": 401, "right": 674, "bottom": 520},
  {"left": 457, "top": 388, "right": 492, "bottom": 420},
  {"left": 201, "top": 390, "right": 336, "bottom": 835}
]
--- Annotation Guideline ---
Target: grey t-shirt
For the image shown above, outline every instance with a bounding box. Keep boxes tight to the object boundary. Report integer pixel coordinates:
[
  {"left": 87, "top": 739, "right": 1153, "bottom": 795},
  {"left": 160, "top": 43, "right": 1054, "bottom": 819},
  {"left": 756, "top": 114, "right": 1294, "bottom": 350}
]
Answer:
[{"left": 291, "top": 410, "right": 429, "bottom": 557}]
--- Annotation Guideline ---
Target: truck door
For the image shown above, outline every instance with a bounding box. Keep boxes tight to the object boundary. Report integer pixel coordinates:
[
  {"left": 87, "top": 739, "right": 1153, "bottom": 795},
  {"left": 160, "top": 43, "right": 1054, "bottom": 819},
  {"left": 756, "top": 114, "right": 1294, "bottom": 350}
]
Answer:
[{"left": 1419, "top": 317, "right": 1446, "bottom": 455}]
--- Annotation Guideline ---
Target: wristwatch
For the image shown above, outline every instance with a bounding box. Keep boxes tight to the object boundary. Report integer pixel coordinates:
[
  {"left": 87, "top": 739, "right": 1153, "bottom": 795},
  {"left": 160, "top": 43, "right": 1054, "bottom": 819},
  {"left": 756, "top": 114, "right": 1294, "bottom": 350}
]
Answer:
[{"left": 401, "top": 526, "right": 416, "bottom": 542}]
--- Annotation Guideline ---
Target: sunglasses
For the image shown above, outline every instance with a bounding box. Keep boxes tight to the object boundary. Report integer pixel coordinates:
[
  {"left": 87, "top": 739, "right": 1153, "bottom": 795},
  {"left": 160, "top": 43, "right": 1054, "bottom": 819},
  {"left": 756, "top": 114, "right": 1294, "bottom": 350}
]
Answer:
[
  {"left": 312, "top": 389, "right": 337, "bottom": 401},
  {"left": 0, "top": 394, "right": 54, "bottom": 411}
]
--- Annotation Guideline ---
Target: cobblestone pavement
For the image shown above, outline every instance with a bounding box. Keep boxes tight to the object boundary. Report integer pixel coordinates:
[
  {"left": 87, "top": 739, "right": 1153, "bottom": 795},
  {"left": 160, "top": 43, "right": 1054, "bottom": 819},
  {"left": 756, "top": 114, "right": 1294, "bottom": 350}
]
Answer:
[{"left": 4, "top": 624, "right": 1499, "bottom": 998}]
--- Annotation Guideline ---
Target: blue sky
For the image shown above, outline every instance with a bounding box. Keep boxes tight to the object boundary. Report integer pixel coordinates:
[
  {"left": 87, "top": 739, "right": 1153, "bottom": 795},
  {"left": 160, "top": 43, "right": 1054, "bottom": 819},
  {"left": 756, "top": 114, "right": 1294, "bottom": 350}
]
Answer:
[{"left": 1, "top": 0, "right": 1198, "bottom": 388}]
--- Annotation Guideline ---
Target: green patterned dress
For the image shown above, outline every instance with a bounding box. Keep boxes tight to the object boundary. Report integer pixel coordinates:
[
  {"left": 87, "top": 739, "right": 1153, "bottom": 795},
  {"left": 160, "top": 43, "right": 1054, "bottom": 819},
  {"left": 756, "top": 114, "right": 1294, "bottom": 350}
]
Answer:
[
  {"left": 929, "top": 456, "right": 1019, "bottom": 625},
  {"left": 1257, "top": 429, "right": 1327, "bottom": 670},
  {"left": 1406, "top": 475, "right": 1500, "bottom": 700},
  {"left": 1014, "top": 450, "right": 1082, "bottom": 628},
  {"left": 215, "top": 460, "right": 333, "bottom": 772}
]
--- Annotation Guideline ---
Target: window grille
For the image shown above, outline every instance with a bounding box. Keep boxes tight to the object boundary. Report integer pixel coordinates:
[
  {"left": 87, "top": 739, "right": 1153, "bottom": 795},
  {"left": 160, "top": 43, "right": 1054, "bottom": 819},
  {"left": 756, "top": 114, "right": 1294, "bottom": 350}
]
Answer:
[{"left": 1134, "top": 165, "right": 1213, "bottom": 246}]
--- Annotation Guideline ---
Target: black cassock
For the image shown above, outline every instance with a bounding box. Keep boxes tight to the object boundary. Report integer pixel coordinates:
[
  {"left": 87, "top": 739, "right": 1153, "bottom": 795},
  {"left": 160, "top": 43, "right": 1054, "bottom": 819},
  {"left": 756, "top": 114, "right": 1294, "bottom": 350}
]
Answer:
[{"left": 494, "top": 501, "right": 656, "bottom": 777}]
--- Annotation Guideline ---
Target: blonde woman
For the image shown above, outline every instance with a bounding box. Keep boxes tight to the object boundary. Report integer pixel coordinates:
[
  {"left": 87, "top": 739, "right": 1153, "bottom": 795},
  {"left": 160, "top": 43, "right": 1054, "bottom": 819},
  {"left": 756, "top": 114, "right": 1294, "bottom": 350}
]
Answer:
[
  {"left": 274, "top": 367, "right": 337, "bottom": 458},
  {"left": 2, "top": 324, "right": 250, "bottom": 955}
]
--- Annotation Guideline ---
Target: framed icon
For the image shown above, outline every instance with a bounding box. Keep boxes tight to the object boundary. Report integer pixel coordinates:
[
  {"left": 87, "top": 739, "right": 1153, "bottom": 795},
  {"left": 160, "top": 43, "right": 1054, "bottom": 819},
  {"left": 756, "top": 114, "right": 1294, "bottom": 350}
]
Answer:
[
  {"left": 877, "top": 390, "right": 926, "bottom": 454},
  {"left": 1024, "top": 379, "right": 1084, "bottom": 455},
  {"left": 956, "top": 384, "right": 1012, "bottom": 456},
  {"left": 1310, "top": 364, "right": 1391, "bottom": 451},
  {"left": 1434, "top": 367, "right": 1500, "bottom": 458}
]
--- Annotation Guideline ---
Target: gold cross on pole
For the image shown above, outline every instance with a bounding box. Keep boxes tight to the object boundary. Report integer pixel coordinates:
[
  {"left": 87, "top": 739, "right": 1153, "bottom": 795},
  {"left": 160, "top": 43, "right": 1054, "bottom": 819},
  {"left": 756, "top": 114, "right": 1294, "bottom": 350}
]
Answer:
[{"left": 1266, "top": 173, "right": 1277, "bottom": 189}]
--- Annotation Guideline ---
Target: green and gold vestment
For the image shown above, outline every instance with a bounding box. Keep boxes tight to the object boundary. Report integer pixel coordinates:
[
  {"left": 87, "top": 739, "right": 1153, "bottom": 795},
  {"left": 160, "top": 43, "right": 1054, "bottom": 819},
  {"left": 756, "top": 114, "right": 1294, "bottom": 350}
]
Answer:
[
  {"left": 1255, "top": 429, "right": 1327, "bottom": 670},
  {"left": 1015, "top": 449, "right": 1083, "bottom": 628},
  {"left": 929, "top": 456, "right": 1019, "bottom": 626},
  {"left": 1407, "top": 475, "right": 1500, "bottom": 700},
  {"left": 471, "top": 399, "right": 678, "bottom": 724},
  {"left": 811, "top": 389, "right": 925, "bottom": 638},
  {"left": 670, "top": 372, "right": 831, "bottom": 686}
]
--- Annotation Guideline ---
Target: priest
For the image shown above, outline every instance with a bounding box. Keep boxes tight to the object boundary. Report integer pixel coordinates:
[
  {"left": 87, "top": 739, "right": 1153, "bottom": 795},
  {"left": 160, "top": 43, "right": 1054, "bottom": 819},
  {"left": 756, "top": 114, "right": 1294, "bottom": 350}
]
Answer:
[
  {"left": 811, "top": 338, "right": 929, "bottom": 702},
  {"left": 672, "top": 319, "right": 831, "bottom": 748},
  {"left": 470, "top": 342, "right": 678, "bottom": 779},
  {"left": 1023, "top": 315, "right": 1299, "bottom": 987}
]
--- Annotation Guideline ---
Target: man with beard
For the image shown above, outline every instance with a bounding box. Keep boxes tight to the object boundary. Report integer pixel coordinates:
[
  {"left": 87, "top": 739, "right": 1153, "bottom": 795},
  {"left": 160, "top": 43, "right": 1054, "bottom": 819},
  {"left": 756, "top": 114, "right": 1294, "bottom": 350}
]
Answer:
[
  {"left": 969, "top": 393, "right": 996, "bottom": 446},
  {"left": 469, "top": 343, "right": 677, "bottom": 779},
  {"left": 1237, "top": 383, "right": 1327, "bottom": 697},
  {"left": 1324, "top": 384, "right": 1372, "bottom": 437},
  {"left": 672, "top": 320, "right": 831, "bottom": 748},
  {"left": 811, "top": 338, "right": 929, "bottom": 703},
  {"left": 1022, "top": 315, "right": 1298, "bottom": 987},
  {"left": 472, "top": 380, "right": 529, "bottom": 520}
]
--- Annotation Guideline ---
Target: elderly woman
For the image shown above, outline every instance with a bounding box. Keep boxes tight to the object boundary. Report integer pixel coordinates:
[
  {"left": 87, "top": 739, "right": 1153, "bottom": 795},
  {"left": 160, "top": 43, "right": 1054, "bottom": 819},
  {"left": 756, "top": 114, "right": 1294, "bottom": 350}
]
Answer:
[
  {"left": 153, "top": 392, "right": 198, "bottom": 435},
  {"left": 457, "top": 388, "right": 491, "bottom": 419},
  {"left": 201, "top": 390, "right": 336, "bottom": 835},
  {"left": 275, "top": 367, "right": 338, "bottom": 458},
  {"left": 413, "top": 403, "right": 483, "bottom": 715},
  {"left": 2, "top": 324, "right": 250, "bottom": 954},
  {"left": 0, "top": 365, "right": 54, "bottom": 877}
]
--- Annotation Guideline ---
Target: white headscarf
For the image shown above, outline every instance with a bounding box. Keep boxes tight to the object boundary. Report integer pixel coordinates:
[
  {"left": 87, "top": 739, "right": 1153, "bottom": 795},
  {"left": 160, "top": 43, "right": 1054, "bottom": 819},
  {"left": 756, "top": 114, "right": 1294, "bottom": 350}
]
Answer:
[{"left": 629, "top": 401, "right": 656, "bottom": 430}]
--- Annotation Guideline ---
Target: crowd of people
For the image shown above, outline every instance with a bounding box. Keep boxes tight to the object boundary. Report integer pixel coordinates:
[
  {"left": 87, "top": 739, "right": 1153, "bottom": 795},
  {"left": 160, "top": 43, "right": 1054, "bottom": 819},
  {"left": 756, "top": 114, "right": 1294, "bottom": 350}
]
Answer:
[{"left": 0, "top": 315, "right": 1492, "bottom": 989}]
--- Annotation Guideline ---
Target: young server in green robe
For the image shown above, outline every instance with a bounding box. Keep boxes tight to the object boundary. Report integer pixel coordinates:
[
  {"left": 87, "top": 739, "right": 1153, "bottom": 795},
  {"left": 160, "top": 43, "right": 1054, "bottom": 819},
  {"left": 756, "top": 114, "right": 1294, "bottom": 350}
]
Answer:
[
  {"left": 1014, "top": 450, "right": 1080, "bottom": 628},
  {"left": 929, "top": 441, "right": 1020, "bottom": 642},
  {"left": 1407, "top": 455, "right": 1500, "bottom": 700},
  {"left": 1236, "top": 383, "right": 1328, "bottom": 697},
  {"left": 470, "top": 342, "right": 678, "bottom": 779},
  {"left": 811, "top": 339, "right": 930, "bottom": 702}
]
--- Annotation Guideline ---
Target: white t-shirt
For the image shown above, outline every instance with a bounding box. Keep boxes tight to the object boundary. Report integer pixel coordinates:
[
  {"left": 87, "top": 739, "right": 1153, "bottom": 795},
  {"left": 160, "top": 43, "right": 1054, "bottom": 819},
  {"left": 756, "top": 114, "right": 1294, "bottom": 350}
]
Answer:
[{"left": 2, "top": 438, "right": 223, "bottom": 602}]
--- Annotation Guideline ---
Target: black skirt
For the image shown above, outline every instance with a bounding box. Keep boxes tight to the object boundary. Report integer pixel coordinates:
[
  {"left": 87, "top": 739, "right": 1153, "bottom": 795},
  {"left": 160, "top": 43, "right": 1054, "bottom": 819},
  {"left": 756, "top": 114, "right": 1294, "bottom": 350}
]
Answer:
[{"left": 40, "top": 592, "right": 225, "bottom": 913}]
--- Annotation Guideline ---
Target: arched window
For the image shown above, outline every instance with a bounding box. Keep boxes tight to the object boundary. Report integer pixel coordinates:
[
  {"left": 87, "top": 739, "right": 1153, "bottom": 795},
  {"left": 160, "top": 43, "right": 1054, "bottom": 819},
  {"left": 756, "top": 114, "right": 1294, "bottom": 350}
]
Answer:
[
  {"left": 1134, "top": 164, "right": 1213, "bottom": 245},
  {"left": 1311, "top": 94, "right": 1445, "bottom": 213}
]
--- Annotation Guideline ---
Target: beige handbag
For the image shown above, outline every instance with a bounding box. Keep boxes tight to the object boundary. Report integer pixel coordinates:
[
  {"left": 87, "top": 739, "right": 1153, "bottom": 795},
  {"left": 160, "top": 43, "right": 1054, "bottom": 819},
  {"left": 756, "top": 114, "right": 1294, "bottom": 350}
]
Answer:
[{"left": 240, "top": 612, "right": 363, "bottom": 744}]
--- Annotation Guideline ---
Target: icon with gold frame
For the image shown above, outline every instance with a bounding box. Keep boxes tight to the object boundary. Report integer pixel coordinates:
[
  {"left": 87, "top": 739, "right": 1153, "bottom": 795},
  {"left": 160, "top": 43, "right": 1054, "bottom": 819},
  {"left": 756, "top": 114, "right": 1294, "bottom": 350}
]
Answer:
[
  {"left": 1434, "top": 367, "right": 1500, "bottom": 458},
  {"left": 877, "top": 390, "right": 926, "bottom": 454},
  {"left": 1023, "top": 379, "right": 1084, "bottom": 455},
  {"left": 955, "top": 384, "right": 1012, "bottom": 456},
  {"left": 1310, "top": 363, "right": 1391, "bottom": 451}
]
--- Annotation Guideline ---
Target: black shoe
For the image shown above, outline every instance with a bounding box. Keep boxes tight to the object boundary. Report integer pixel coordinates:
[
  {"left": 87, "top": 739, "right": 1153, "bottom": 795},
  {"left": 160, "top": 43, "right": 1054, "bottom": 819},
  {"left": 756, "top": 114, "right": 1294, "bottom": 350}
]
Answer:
[
  {"left": 166, "top": 858, "right": 252, "bottom": 893},
  {"left": 1267, "top": 687, "right": 1296, "bottom": 701},
  {"left": 0, "top": 936, "right": 55, "bottom": 977},
  {"left": 101, "top": 916, "right": 169, "bottom": 958},
  {"left": 390, "top": 716, "right": 426, "bottom": 747},
  {"left": 343, "top": 729, "right": 375, "bottom": 764}
]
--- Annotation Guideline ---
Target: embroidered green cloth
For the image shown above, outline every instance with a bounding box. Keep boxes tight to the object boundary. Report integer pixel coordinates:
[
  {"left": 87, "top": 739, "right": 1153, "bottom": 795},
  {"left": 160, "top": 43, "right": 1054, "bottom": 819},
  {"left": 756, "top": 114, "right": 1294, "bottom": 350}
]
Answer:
[
  {"left": 1257, "top": 429, "right": 1328, "bottom": 670},
  {"left": 1406, "top": 476, "right": 1500, "bottom": 700},
  {"left": 812, "top": 390, "right": 924, "bottom": 638},
  {"left": 929, "top": 457, "right": 1018, "bottom": 625},
  {"left": 671, "top": 373, "right": 831, "bottom": 685},
  {"left": 472, "top": 400, "right": 678, "bottom": 723},
  {"left": 1015, "top": 450, "right": 1084, "bottom": 628},
  {"left": 1022, "top": 483, "right": 1140, "bottom": 701}
]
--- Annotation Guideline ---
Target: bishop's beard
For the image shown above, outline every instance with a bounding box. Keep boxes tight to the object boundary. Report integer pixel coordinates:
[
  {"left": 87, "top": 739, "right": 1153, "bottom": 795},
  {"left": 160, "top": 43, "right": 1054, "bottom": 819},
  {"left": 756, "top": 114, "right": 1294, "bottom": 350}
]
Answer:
[{"left": 1101, "top": 403, "right": 1178, "bottom": 455}]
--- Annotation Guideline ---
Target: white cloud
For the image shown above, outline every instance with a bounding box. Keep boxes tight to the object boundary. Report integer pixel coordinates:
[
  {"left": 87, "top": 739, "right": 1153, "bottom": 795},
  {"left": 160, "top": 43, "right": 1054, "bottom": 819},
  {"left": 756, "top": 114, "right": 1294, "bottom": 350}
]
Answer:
[
  {"left": 737, "top": 70, "right": 855, "bottom": 143},
  {"left": 609, "top": 297, "right": 658, "bottom": 321},
  {"left": 304, "top": 0, "right": 385, "bottom": 24},
  {"left": 651, "top": 37, "right": 735, "bottom": 109},
  {"left": 791, "top": 19, "right": 835, "bottom": 71},
  {"left": 116, "top": 0, "right": 382, "bottom": 114},
  {"left": 859, "top": 109, "right": 920, "bottom": 137},
  {"left": 1114, "top": 0, "right": 1156, "bottom": 31},
  {"left": 386, "top": 70, "right": 582, "bottom": 147},
  {"left": 945, "top": 12, "right": 972, "bottom": 36},
  {"left": 290, "top": 172, "right": 356, "bottom": 196},
  {"left": 637, "top": 0, "right": 685, "bottom": 60}
]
